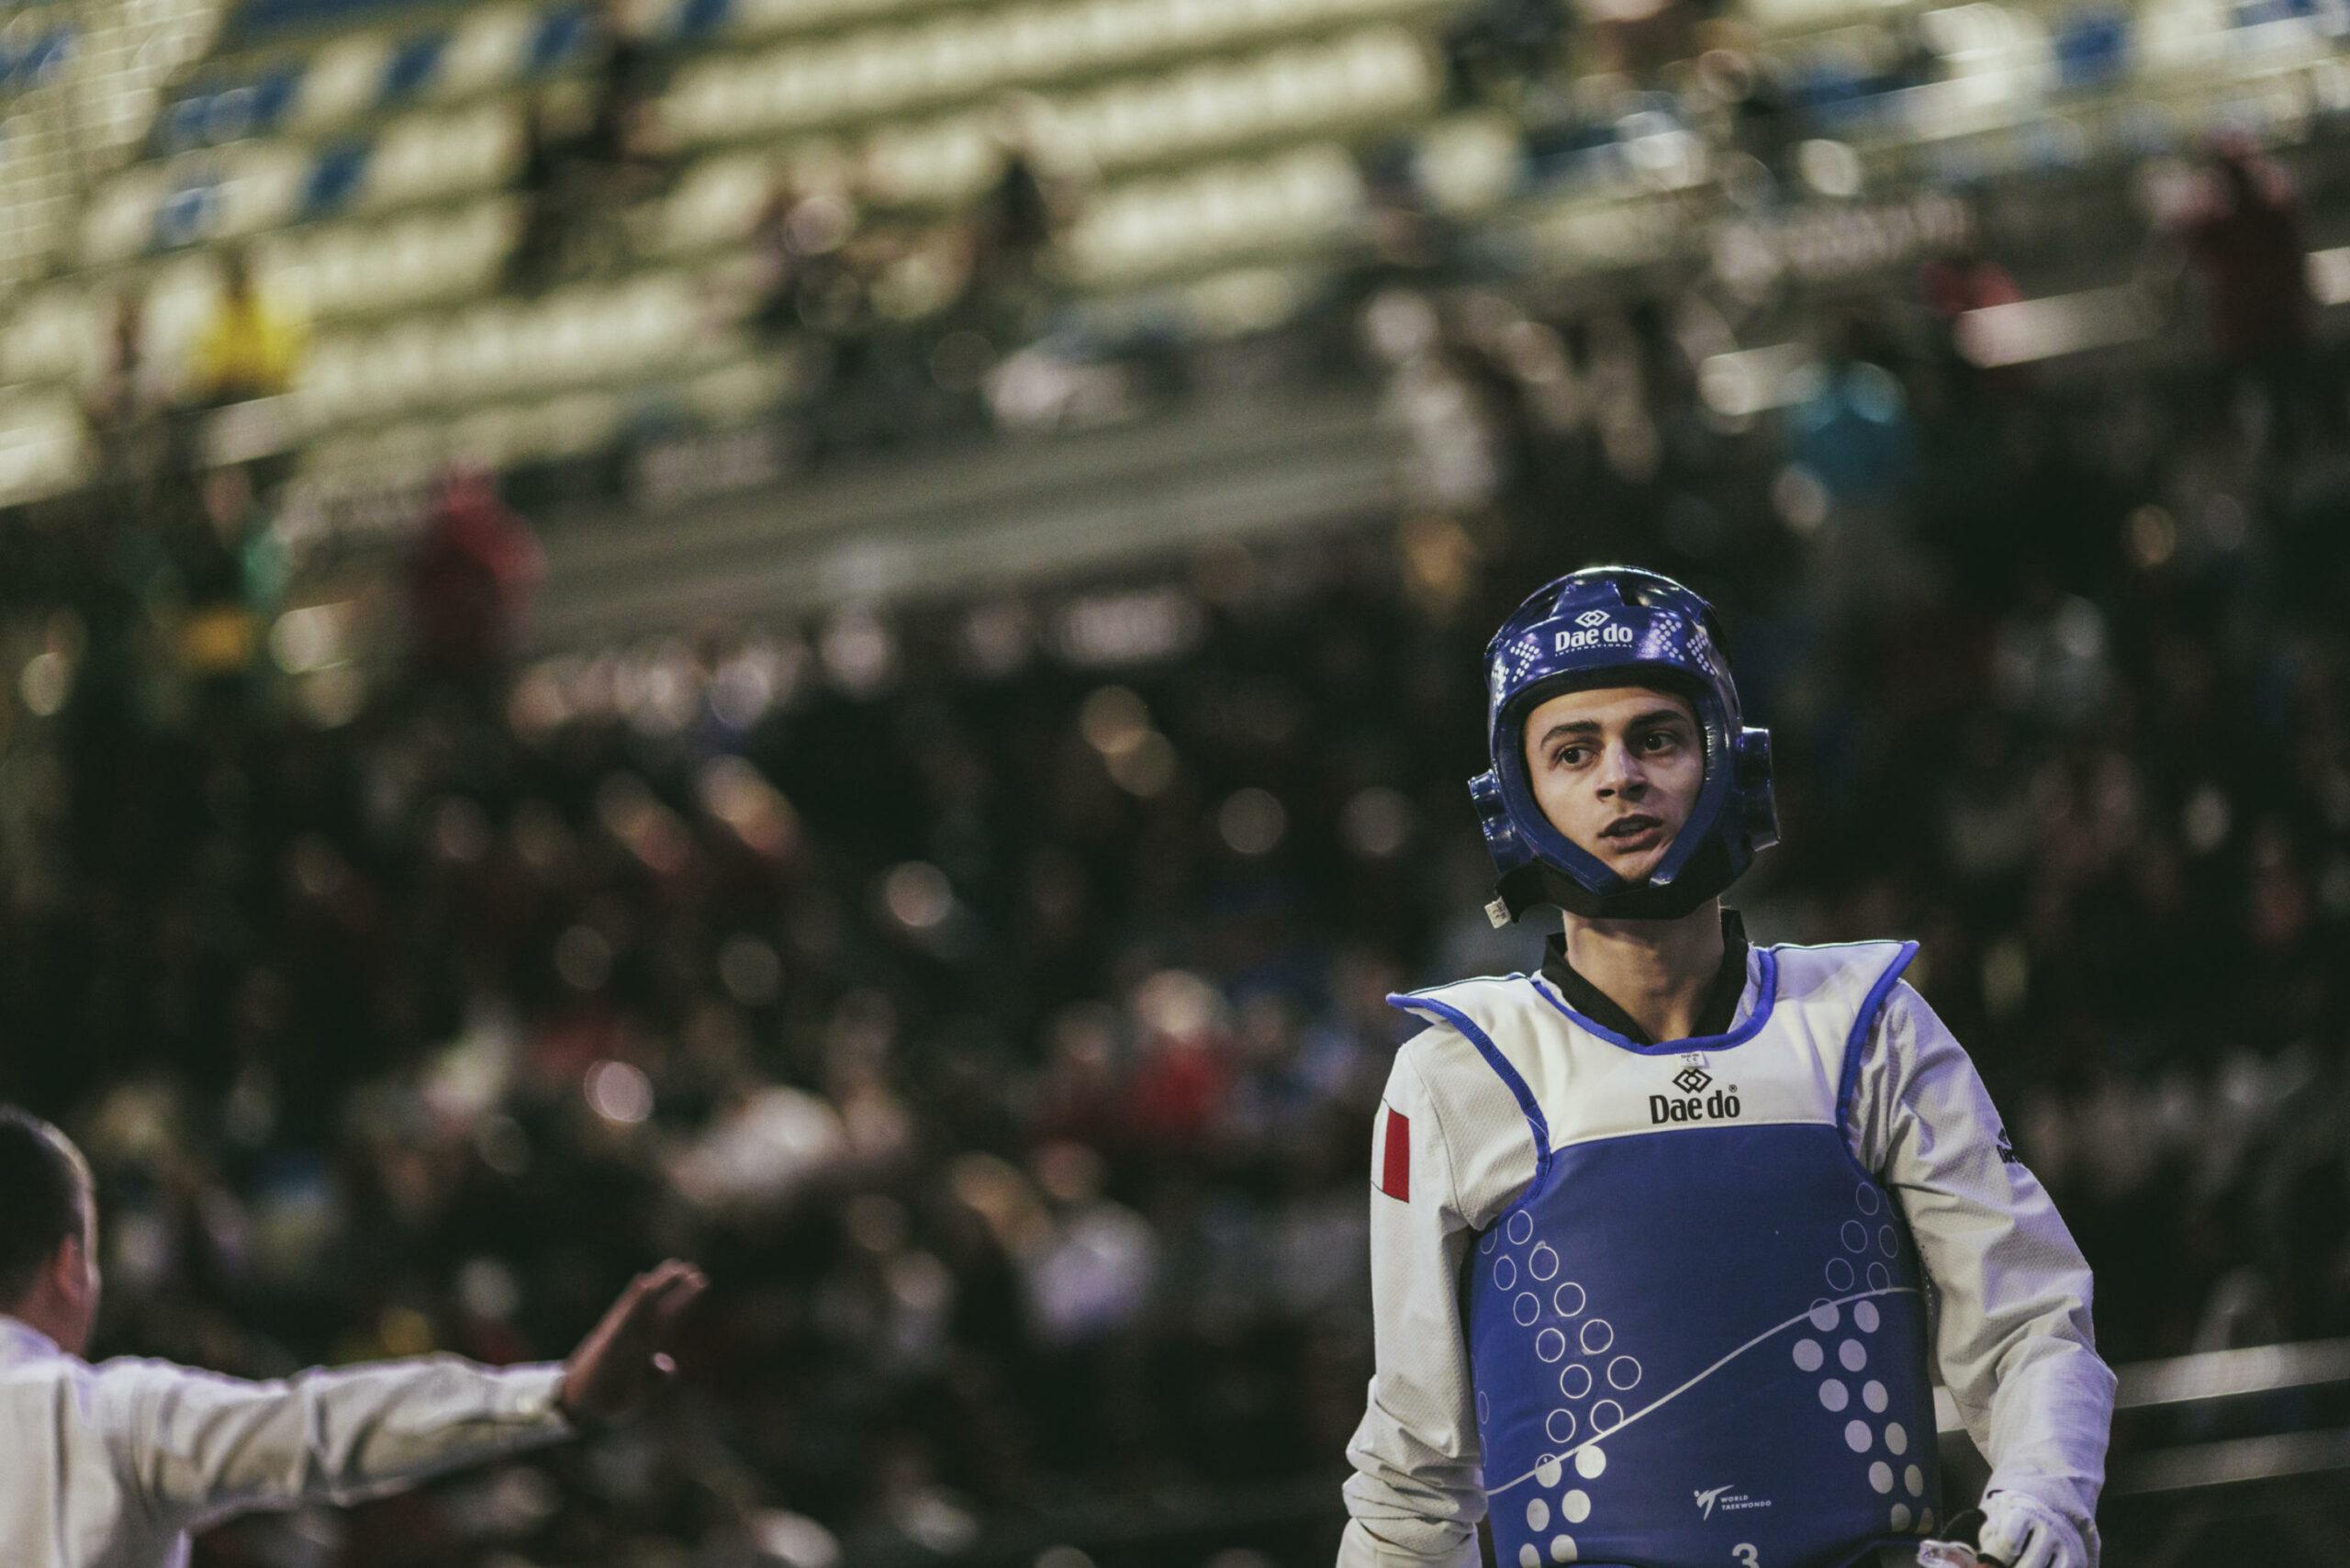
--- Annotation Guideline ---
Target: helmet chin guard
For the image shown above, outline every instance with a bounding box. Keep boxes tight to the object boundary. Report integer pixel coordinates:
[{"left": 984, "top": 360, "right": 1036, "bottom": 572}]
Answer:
[{"left": 1471, "top": 567, "right": 1778, "bottom": 926}]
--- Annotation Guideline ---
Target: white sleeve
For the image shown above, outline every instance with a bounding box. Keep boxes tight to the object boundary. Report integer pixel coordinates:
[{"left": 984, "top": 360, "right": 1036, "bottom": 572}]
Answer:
[
  {"left": 1338, "top": 1039, "right": 1486, "bottom": 1568},
  {"left": 1852, "top": 980, "right": 2117, "bottom": 1562},
  {"left": 92, "top": 1353, "right": 576, "bottom": 1529}
]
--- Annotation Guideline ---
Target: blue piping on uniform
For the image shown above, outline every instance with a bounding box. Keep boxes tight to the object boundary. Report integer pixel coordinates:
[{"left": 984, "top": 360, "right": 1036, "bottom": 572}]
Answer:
[
  {"left": 1525, "top": 946, "right": 1781, "bottom": 1056},
  {"left": 1387, "top": 990, "right": 1551, "bottom": 1192},
  {"left": 1835, "top": 941, "right": 1919, "bottom": 1187}
]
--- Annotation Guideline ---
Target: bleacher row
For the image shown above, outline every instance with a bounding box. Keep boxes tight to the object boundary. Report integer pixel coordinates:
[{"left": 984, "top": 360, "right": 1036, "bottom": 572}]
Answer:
[
  {"left": 29, "top": 0, "right": 2332, "bottom": 321},
  {"left": 71, "top": 28, "right": 1439, "bottom": 282},
  {"left": 85, "top": 0, "right": 1451, "bottom": 269},
  {"left": 2, "top": 0, "right": 2346, "bottom": 512},
  {"left": 109, "top": 0, "right": 2337, "bottom": 231},
  {"left": 61, "top": 0, "right": 2308, "bottom": 273},
  {"left": 3, "top": 0, "right": 1462, "bottom": 489},
  {"left": 1, "top": 0, "right": 226, "bottom": 319}
]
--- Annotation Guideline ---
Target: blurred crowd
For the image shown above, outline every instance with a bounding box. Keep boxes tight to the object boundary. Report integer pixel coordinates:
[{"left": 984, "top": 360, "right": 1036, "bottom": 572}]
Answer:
[
  {"left": 6, "top": 242, "right": 2350, "bottom": 1564},
  {"left": 4, "top": 29, "right": 2350, "bottom": 1562}
]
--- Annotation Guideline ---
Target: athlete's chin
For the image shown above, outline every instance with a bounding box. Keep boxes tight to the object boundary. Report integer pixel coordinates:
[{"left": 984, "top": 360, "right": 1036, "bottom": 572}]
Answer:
[{"left": 1598, "top": 837, "right": 1676, "bottom": 879}]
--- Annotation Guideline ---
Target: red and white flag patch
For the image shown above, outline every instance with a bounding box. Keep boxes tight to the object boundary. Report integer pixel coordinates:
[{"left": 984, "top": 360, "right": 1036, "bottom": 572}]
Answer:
[{"left": 1376, "top": 1104, "right": 1411, "bottom": 1201}]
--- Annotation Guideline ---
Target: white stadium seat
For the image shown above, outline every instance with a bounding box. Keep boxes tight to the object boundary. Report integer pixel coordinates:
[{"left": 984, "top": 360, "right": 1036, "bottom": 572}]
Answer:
[
  {"left": 293, "top": 35, "right": 396, "bottom": 131},
  {"left": 438, "top": 5, "right": 539, "bottom": 98}
]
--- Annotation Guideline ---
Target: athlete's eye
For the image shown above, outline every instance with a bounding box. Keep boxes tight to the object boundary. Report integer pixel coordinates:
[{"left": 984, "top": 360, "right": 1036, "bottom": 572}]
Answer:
[{"left": 1551, "top": 745, "right": 1587, "bottom": 768}]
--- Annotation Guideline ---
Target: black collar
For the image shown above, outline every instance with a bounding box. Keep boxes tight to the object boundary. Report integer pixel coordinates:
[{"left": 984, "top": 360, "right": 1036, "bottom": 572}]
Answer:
[{"left": 1541, "top": 909, "right": 1751, "bottom": 1047}]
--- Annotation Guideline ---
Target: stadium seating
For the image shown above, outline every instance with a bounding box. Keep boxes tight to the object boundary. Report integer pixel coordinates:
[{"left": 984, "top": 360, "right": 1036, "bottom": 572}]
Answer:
[{"left": 2, "top": 0, "right": 2347, "bottom": 509}]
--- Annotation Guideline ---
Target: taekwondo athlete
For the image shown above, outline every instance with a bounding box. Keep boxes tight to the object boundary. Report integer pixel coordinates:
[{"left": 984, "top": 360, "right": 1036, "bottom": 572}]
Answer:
[{"left": 1337, "top": 566, "right": 2114, "bottom": 1568}]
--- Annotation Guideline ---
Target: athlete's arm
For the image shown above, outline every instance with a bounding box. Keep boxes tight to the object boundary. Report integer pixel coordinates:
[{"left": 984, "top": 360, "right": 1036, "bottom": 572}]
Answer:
[
  {"left": 1851, "top": 982, "right": 2115, "bottom": 1568},
  {"left": 1339, "top": 1038, "right": 1488, "bottom": 1568}
]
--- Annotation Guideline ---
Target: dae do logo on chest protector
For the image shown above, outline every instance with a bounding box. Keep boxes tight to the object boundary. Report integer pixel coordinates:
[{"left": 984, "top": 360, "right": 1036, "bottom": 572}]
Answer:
[{"left": 1651, "top": 1056, "right": 1742, "bottom": 1125}]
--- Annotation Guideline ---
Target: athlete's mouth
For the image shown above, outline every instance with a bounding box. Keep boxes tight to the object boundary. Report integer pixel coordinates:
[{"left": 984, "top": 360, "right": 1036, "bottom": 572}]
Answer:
[{"left": 1600, "top": 813, "right": 1663, "bottom": 840}]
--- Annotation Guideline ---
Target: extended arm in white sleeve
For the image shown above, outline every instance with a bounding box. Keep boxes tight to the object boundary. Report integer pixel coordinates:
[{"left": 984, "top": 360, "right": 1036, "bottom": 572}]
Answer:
[
  {"left": 1853, "top": 981, "right": 2117, "bottom": 1564},
  {"left": 94, "top": 1352, "right": 576, "bottom": 1529},
  {"left": 1339, "top": 1040, "right": 1486, "bottom": 1568}
]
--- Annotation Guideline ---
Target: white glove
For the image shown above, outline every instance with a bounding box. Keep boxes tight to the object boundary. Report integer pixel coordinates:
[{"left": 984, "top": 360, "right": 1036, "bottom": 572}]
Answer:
[{"left": 1976, "top": 1490, "right": 2088, "bottom": 1568}]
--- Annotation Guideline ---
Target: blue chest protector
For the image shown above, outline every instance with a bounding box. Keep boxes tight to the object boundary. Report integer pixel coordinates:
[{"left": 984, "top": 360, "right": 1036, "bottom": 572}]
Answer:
[{"left": 1393, "top": 942, "right": 1942, "bottom": 1568}]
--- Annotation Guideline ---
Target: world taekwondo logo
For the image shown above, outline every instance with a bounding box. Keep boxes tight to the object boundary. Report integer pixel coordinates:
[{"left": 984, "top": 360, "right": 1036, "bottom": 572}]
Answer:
[{"left": 1695, "top": 1483, "right": 1773, "bottom": 1518}]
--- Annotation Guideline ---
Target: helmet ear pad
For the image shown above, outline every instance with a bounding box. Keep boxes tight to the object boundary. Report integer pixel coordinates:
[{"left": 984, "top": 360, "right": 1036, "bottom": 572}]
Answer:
[{"left": 1733, "top": 727, "right": 1779, "bottom": 855}]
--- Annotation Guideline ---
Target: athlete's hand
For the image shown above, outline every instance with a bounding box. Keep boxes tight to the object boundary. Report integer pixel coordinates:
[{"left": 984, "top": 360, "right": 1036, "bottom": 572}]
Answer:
[
  {"left": 1975, "top": 1491, "right": 2087, "bottom": 1568},
  {"left": 559, "top": 1259, "right": 709, "bottom": 1427}
]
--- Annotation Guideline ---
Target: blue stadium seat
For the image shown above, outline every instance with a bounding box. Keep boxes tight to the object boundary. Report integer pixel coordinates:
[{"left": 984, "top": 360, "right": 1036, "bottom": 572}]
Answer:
[
  {"left": 0, "top": 24, "right": 73, "bottom": 98},
  {"left": 2232, "top": 0, "right": 2320, "bottom": 21},
  {"left": 253, "top": 67, "right": 304, "bottom": 129},
  {"left": 160, "top": 66, "right": 304, "bottom": 152},
  {"left": 227, "top": 0, "right": 448, "bottom": 47},
  {"left": 528, "top": 6, "right": 591, "bottom": 74},
  {"left": 676, "top": 0, "right": 734, "bottom": 40},
  {"left": 303, "top": 139, "right": 373, "bottom": 217},
  {"left": 2054, "top": 10, "right": 2131, "bottom": 91},
  {"left": 1789, "top": 62, "right": 1900, "bottom": 130},
  {"left": 159, "top": 93, "right": 213, "bottom": 151},
  {"left": 153, "top": 178, "right": 224, "bottom": 249},
  {"left": 380, "top": 31, "right": 450, "bottom": 101}
]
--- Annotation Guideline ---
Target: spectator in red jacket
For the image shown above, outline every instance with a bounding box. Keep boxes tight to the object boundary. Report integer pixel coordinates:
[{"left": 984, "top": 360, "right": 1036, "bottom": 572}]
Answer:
[
  {"left": 405, "top": 465, "right": 545, "bottom": 698},
  {"left": 2177, "top": 140, "right": 2313, "bottom": 455}
]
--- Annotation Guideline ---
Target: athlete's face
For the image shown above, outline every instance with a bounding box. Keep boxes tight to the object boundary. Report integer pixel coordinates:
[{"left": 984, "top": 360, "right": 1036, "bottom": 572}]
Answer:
[{"left": 1520, "top": 685, "right": 1704, "bottom": 881}]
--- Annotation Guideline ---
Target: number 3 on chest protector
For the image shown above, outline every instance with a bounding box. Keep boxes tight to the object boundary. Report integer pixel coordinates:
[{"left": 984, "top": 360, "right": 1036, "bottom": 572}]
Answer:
[{"left": 1732, "top": 1547, "right": 1760, "bottom": 1567}]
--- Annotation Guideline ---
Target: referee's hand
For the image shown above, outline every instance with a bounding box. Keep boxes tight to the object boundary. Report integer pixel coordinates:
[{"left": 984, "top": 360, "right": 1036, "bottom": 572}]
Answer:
[{"left": 558, "top": 1260, "right": 709, "bottom": 1427}]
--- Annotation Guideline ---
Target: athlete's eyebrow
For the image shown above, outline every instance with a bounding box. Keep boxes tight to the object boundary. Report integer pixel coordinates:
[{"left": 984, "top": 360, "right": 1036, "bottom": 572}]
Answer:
[{"left": 1533, "top": 708, "right": 1688, "bottom": 746}]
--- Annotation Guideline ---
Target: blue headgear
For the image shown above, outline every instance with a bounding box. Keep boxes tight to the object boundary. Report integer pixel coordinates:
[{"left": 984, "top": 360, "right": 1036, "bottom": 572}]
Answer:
[{"left": 1471, "top": 566, "right": 1778, "bottom": 925}]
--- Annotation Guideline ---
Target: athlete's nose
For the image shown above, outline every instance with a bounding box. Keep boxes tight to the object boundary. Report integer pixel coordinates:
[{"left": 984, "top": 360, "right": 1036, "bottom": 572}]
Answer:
[{"left": 1597, "top": 739, "right": 1649, "bottom": 800}]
